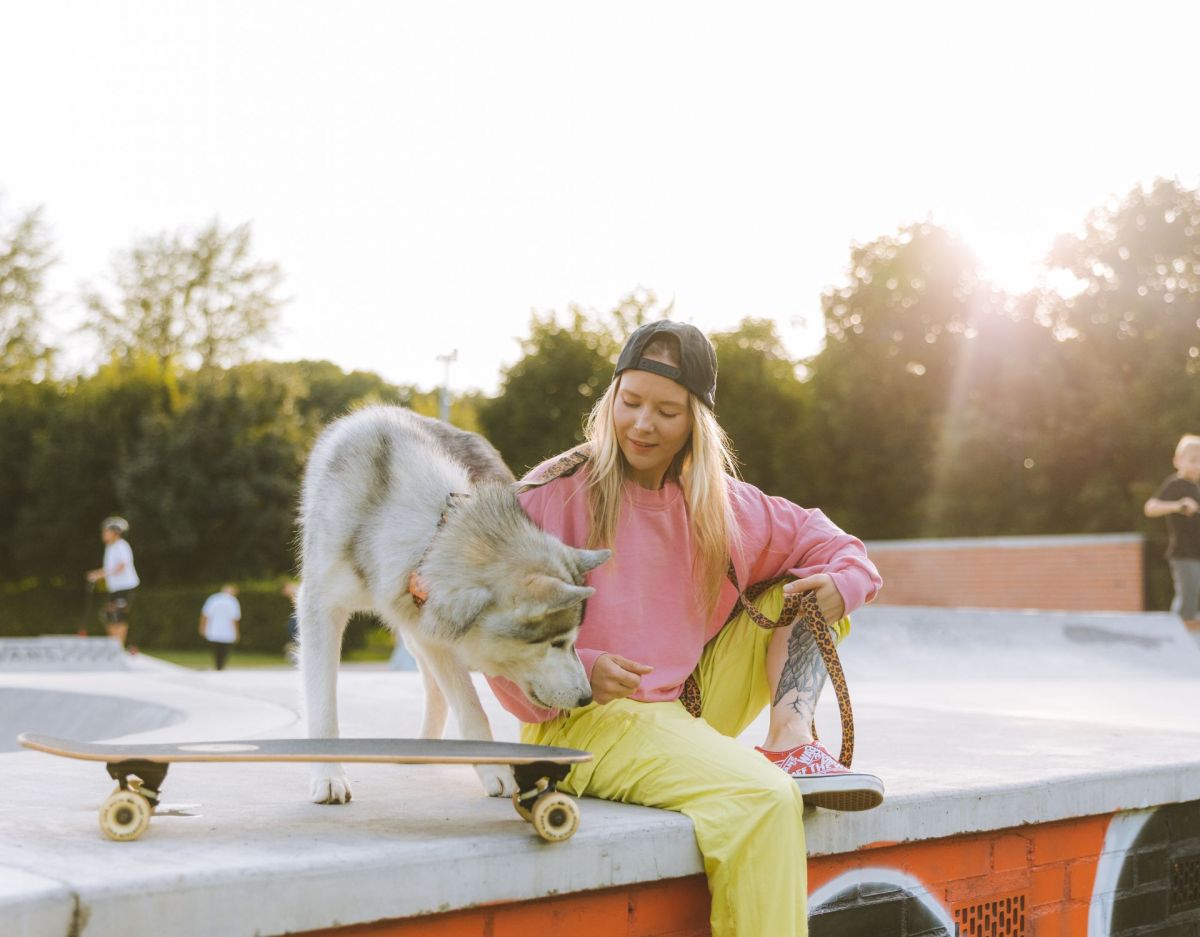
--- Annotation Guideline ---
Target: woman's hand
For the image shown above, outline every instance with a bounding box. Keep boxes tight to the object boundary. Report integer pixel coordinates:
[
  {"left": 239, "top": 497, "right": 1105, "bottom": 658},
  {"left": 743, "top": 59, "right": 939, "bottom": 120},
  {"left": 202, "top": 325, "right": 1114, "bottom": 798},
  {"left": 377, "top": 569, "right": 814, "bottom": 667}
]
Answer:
[
  {"left": 1178, "top": 497, "right": 1200, "bottom": 516},
  {"left": 591, "top": 654, "right": 653, "bottom": 704},
  {"left": 783, "top": 573, "right": 846, "bottom": 623}
]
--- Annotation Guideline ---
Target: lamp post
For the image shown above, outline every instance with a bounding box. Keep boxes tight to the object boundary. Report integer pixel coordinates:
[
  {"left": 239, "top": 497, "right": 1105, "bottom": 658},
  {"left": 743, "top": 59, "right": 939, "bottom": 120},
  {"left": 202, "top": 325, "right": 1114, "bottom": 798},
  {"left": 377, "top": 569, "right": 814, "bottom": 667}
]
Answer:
[{"left": 436, "top": 349, "right": 458, "bottom": 423}]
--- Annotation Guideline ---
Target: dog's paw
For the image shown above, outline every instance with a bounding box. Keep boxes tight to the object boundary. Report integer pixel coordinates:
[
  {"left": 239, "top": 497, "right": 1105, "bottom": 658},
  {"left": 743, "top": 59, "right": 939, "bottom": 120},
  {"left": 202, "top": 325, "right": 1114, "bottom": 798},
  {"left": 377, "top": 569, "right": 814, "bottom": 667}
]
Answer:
[
  {"left": 309, "top": 766, "right": 353, "bottom": 804},
  {"left": 475, "top": 763, "right": 518, "bottom": 797}
]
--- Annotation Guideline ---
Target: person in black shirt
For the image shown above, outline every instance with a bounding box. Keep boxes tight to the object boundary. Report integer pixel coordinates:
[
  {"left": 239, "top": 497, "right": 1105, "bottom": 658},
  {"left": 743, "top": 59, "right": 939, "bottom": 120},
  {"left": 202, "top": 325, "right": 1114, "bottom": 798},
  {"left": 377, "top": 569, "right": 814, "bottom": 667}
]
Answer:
[{"left": 1145, "top": 435, "right": 1200, "bottom": 631}]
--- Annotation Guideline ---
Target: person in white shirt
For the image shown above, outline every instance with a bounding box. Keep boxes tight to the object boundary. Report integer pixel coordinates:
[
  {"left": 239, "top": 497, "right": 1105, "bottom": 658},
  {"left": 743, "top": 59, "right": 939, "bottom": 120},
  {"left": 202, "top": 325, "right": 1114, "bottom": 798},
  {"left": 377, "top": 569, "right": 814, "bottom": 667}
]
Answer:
[
  {"left": 199, "top": 584, "right": 242, "bottom": 670},
  {"left": 86, "top": 516, "right": 140, "bottom": 649}
]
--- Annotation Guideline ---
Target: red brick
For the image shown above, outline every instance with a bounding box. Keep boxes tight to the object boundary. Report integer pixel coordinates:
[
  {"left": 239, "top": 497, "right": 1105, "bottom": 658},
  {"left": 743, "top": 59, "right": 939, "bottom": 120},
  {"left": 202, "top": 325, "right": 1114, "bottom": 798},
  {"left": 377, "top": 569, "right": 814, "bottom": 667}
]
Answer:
[
  {"left": 1031, "top": 866, "right": 1066, "bottom": 908},
  {"left": 492, "top": 889, "right": 630, "bottom": 937},
  {"left": 993, "top": 834, "right": 1032, "bottom": 872},
  {"left": 629, "top": 877, "right": 711, "bottom": 937},
  {"left": 1068, "top": 862, "right": 1096, "bottom": 902}
]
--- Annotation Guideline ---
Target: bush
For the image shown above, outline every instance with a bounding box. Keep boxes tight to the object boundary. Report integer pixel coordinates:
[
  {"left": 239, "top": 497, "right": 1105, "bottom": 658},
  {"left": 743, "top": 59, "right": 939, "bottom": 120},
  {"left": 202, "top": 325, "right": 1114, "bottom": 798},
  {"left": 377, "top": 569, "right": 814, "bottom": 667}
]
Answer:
[{"left": 0, "top": 579, "right": 372, "bottom": 654}]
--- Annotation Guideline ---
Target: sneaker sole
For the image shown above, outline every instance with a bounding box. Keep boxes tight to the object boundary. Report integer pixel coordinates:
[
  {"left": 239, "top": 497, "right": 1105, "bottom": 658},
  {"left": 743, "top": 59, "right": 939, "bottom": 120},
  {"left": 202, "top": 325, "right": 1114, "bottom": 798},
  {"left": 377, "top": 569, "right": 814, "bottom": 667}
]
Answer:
[{"left": 794, "top": 773, "right": 885, "bottom": 812}]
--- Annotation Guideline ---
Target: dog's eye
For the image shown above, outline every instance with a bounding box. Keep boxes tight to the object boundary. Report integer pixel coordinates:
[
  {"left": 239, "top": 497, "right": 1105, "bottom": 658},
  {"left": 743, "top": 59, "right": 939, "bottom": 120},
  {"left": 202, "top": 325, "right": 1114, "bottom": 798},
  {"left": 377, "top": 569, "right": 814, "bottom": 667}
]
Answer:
[{"left": 551, "top": 639, "right": 569, "bottom": 650}]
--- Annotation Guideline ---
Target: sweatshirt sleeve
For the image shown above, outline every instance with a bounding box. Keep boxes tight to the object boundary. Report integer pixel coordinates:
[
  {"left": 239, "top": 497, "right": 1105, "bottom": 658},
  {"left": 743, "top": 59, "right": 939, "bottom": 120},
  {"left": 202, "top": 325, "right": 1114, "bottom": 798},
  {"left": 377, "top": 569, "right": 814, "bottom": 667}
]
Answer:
[{"left": 732, "top": 480, "right": 882, "bottom": 615}]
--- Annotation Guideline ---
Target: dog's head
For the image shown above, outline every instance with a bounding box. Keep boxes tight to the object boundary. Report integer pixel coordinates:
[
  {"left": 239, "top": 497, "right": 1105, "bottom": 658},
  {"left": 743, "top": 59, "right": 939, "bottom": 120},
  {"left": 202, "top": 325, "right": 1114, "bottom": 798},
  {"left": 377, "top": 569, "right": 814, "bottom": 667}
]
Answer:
[{"left": 425, "top": 539, "right": 610, "bottom": 710}]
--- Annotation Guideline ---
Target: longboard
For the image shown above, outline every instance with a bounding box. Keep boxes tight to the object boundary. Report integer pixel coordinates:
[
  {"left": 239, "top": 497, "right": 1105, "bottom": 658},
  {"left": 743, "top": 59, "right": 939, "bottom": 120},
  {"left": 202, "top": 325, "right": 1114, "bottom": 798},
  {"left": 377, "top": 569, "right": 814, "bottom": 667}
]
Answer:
[{"left": 19, "top": 733, "right": 592, "bottom": 843}]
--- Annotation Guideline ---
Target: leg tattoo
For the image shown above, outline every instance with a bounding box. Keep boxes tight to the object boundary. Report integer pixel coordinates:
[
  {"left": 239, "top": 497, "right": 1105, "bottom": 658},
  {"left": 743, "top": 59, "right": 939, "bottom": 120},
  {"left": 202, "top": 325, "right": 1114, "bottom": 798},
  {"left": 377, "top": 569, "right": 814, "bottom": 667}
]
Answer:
[{"left": 772, "top": 621, "right": 831, "bottom": 719}]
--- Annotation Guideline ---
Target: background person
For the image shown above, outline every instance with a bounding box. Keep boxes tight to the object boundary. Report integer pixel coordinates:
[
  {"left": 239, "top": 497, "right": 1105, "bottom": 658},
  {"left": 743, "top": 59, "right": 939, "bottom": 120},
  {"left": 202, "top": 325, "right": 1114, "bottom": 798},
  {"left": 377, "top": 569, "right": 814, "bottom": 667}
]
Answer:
[
  {"left": 486, "top": 320, "right": 882, "bottom": 937},
  {"left": 1145, "top": 434, "right": 1200, "bottom": 634},
  {"left": 199, "top": 584, "right": 242, "bottom": 670},
  {"left": 85, "top": 516, "right": 139, "bottom": 649}
]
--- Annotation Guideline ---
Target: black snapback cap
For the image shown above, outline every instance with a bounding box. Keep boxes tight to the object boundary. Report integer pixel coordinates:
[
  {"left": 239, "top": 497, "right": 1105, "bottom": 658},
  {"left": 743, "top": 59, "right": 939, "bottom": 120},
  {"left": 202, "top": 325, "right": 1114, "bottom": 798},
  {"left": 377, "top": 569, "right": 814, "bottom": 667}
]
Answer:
[{"left": 613, "top": 320, "right": 717, "bottom": 409}]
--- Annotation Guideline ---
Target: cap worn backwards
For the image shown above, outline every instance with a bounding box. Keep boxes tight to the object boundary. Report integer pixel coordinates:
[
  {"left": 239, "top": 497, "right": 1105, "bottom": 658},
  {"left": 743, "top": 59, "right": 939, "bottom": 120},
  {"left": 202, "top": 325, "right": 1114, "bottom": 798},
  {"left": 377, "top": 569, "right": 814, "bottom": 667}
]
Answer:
[{"left": 613, "top": 320, "right": 718, "bottom": 409}]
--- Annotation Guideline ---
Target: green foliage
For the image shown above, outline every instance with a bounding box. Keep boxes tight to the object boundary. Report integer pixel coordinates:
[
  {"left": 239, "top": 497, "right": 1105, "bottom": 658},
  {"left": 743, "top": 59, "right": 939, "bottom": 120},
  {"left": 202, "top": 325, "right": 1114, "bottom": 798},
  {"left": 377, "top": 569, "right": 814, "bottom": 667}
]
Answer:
[
  {"left": 478, "top": 308, "right": 618, "bottom": 474},
  {"left": 81, "top": 218, "right": 285, "bottom": 369},
  {"left": 3, "top": 182, "right": 1200, "bottom": 616},
  {"left": 478, "top": 288, "right": 663, "bottom": 474},
  {"left": 709, "top": 319, "right": 810, "bottom": 503},
  {"left": 1042, "top": 178, "right": 1200, "bottom": 529},
  {"left": 11, "top": 356, "right": 179, "bottom": 580},
  {"left": 0, "top": 197, "right": 55, "bottom": 384},
  {"left": 0, "top": 358, "right": 416, "bottom": 586},
  {"left": 806, "top": 223, "right": 990, "bottom": 537},
  {"left": 0, "top": 579, "right": 367, "bottom": 654}
]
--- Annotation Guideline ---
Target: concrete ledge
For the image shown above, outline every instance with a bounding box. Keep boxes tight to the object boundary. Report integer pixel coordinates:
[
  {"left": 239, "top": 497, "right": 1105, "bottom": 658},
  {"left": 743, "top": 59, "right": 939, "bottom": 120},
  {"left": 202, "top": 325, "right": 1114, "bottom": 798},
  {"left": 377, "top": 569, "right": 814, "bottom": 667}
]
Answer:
[
  {"left": 0, "top": 869, "right": 75, "bottom": 937},
  {"left": 865, "top": 532, "right": 1142, "bottom": 550},
  {"left": 1, "top": 606, "right": 1199, "bottom": 936}
]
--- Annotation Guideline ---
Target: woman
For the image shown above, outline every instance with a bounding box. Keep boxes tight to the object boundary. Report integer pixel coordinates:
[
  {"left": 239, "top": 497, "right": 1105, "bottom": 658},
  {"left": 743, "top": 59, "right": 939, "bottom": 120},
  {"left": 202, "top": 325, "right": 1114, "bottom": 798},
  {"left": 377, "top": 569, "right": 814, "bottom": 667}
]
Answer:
[{"left": 487, "top": 320, "right": 882, "bottom": 936}]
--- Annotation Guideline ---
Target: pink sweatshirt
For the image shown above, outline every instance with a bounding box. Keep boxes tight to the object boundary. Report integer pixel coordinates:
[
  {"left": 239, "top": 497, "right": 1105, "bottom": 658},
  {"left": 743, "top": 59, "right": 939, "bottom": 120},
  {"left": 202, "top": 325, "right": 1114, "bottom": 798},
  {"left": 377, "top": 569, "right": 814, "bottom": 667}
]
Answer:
[{"left": 487, "top": 466, "right": 882, "bottom": 723}]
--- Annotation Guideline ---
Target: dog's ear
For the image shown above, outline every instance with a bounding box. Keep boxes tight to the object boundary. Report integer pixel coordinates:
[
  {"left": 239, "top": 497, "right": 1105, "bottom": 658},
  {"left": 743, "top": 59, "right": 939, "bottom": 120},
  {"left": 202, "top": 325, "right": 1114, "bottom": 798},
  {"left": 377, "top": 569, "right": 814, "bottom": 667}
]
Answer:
[
  {"left": 430, "top": 586, "right": 493, "bottom": 637},
  {"left": 573, "top": 547, "right": 611, "bottom": 574},
  {"left": 522, "top": 576, "right": 594, "bottom": 621}
]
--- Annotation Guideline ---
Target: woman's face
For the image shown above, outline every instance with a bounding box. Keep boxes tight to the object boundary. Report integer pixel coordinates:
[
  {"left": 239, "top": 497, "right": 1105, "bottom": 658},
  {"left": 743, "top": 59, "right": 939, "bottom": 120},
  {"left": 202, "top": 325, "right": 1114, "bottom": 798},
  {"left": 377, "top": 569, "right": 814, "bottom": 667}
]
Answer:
[{"left": 613, "top": 367, "right": 693, "bottom": 489}]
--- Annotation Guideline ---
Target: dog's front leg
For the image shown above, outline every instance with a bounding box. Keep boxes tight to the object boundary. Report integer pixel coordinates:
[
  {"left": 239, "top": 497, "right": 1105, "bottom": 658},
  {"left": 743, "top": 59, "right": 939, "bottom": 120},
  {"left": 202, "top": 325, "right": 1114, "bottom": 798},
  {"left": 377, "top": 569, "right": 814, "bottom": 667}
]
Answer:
[
  {"left": 298, "top": 598, "right": 353, "bottom": 804},
  {"left": 404, "top": 635, "right": 448, "bottom": 739},
  {"left": 415, "top": 645, "right": 517, "bottom": 797}
]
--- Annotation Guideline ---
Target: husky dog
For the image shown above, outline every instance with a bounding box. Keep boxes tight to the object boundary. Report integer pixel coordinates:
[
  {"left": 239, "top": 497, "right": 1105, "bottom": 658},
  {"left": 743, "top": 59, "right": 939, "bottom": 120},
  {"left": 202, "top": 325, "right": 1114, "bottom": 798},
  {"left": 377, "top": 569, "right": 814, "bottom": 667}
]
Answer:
[{"left": 297, "top": 406, "right": 608, "bottom": 804}]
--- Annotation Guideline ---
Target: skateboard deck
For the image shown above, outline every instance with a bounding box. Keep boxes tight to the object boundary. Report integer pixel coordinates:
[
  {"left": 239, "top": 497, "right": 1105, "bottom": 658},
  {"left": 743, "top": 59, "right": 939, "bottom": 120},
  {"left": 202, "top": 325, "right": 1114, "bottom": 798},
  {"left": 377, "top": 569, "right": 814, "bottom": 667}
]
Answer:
[{"left": 19, "top": 733, "right": 592, "bottom": 844}]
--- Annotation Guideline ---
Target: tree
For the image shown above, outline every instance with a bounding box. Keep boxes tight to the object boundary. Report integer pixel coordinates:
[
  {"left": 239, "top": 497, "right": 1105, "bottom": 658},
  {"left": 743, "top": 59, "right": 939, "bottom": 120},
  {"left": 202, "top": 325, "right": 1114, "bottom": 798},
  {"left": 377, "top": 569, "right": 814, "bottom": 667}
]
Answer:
[
  {"left": 477, "top": 288, "right": 667, "bottom": 473},
  {"left": 1045, "top": 178, "right": 1200, "bottom": 528},
  {"left": 117, "top": 364, "right": 308, "bottom": 581},
  {"left": 805, "top": 222, "right": 996, "bottom": 538},
  {"left": 11, "top": 356, "right": 179, "bottom": 581},
  {"left": 82, "top": 219, "right": 285, "bottom": 369},
  {"left": 477, "top": 308, "right": 615, "bottom": 473},
  {"left": 0, "top": 198, "right": 55, "bottom": 385},
  {"left": 709, "top": 318, "right": 811, "bottom": 504}
]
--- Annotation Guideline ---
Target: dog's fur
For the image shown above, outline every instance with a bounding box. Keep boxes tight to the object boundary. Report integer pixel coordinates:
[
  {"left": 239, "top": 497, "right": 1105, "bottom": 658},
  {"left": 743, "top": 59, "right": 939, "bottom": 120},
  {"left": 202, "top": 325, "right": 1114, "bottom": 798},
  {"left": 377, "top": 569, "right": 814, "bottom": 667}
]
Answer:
[{"left": 296, "top": 406, "right": 608, "bottom": 803}]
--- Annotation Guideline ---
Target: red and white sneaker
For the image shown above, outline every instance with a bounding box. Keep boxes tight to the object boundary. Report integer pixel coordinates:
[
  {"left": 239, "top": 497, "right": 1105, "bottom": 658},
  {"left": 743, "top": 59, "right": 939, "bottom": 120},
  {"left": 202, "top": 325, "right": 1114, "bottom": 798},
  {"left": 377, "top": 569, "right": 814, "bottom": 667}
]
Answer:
[{"left": 756, "top": 741, "right": 884, "bottom": 811}]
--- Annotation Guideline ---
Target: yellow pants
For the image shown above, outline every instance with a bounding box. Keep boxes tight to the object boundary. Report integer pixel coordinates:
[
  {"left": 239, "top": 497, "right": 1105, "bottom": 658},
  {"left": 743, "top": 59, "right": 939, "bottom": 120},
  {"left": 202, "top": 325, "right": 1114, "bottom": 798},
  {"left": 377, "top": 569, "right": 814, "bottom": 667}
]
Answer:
[{"left": 522, "top": 584, "right": 851, "bottom": 937}]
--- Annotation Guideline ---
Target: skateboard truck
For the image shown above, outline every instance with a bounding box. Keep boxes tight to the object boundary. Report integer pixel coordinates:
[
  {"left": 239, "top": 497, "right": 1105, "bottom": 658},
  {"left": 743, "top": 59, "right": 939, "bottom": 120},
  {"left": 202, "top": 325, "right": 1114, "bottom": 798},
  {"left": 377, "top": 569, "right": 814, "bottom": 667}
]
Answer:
[
  {"left": 511, "top": 760, "right": 578, "bottom": 842},
  {"left": 107, "top": 759, "right": 169, "bottom": 806}
]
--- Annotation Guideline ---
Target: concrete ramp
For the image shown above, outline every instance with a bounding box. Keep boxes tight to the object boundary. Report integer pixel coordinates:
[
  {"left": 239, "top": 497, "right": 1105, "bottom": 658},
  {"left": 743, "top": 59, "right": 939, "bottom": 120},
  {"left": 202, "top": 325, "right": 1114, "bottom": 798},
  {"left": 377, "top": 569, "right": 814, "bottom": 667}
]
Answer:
[
  {"left": 0, "top": 687, "right": 183, "bottom": 753},
  {"left": 845, "top": 606, "right": 1200, "bottom": 681},
  {"left": 0, "top": 636, "right": 131, "bottom": 672}
]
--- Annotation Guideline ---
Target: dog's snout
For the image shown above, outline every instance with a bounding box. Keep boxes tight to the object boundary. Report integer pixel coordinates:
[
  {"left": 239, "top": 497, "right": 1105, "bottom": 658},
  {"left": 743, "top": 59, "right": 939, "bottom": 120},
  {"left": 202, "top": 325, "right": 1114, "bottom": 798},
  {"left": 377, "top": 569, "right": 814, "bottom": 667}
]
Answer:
[{"left": 576, "top": 692, "right": 593, "bottom": 708}]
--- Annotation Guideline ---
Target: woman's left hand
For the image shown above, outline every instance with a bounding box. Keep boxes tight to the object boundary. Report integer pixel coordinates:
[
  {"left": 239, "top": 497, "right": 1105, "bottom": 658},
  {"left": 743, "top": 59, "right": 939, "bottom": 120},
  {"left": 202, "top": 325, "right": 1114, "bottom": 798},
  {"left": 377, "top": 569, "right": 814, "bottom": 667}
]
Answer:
[{"left": 783, "top": 574, "right": 846, "bottom": 623}]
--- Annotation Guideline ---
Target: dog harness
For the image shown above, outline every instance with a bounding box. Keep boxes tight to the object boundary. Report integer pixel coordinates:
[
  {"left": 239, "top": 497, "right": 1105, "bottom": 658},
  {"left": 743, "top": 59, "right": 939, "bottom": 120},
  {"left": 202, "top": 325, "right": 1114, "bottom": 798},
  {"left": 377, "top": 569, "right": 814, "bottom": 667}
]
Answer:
[{"left": 406, "top": 492, "right": 470, "bottom": 609}]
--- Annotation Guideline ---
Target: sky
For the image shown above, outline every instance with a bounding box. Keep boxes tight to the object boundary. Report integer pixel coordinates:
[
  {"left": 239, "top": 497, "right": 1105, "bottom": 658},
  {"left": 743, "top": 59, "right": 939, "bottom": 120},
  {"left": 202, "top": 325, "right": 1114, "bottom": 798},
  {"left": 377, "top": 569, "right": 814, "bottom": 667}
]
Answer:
[{"left": 5, "top": 1, "right": 1199, "bottom": 395}]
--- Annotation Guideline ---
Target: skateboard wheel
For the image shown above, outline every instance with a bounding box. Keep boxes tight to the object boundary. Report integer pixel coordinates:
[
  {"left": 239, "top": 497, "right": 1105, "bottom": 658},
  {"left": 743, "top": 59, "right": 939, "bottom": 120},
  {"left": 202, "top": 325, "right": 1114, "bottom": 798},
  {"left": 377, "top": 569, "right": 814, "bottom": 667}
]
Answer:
[
  {"left": 512, "top": 791, "right": 533, "bottom": 823},
  {"left": 530, "top": 791, "right": 579, "bottom": 843},
  {"left": 100, "top": 789, "right": 152, "bottom": 841}
]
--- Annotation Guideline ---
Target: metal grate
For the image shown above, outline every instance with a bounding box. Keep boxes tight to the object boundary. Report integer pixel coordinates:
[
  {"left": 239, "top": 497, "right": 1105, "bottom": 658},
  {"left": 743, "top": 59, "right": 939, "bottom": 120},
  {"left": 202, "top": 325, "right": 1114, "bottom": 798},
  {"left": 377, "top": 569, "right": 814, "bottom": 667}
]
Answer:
[
  {"left": 954, "top": 893, "right": 1027, "bottom": 937},
  {"left": 1172, "top": 853, "right": 1200, "bottom": 912}
]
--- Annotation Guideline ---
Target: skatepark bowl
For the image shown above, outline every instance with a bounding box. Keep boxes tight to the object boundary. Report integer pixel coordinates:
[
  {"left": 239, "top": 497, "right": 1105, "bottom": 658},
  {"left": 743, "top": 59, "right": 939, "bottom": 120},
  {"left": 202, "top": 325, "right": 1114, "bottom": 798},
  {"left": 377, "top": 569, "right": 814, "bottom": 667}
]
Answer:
[
  {"left": 0, "top": 687, "right": 182, "bottom": 753},
  {"left": 2, "top": 615, "right": 1200, "bottom": 937}
]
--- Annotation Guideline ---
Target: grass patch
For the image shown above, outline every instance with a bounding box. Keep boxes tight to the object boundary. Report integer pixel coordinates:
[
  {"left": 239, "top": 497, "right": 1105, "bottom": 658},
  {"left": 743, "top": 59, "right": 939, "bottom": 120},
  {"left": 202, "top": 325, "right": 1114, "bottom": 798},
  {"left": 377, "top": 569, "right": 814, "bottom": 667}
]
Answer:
[{"left": 149, "top": 643, "right": 393, "bottom": 670}]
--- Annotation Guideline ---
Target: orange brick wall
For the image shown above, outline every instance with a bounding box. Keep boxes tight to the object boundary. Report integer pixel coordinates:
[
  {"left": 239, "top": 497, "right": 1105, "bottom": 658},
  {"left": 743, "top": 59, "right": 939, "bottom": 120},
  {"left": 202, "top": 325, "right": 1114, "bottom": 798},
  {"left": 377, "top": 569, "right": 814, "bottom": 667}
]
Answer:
[
  {"left": 296, "top": 801, "right": 1200, "bottom": 936},
  {"left": 865, "top": 534, "right": 1144, "bottom": 611}
]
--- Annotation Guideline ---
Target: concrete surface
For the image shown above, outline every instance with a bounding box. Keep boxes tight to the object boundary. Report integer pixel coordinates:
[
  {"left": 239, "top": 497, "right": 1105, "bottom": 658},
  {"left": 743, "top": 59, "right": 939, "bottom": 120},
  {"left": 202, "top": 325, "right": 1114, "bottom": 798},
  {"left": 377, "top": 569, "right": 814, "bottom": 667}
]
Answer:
[{"left": 1, "top": 609, "right": 1199, "bottom": 937}]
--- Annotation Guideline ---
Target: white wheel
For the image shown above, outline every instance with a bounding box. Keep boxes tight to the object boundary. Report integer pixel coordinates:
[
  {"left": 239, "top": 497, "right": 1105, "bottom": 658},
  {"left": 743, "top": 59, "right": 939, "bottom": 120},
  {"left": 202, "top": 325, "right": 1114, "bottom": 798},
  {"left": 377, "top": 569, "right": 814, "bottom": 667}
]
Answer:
[
  {"left": 100, "top": 789, "right": 152, "bottom": 841},
  {"left": 530, "top": 792, "right": 579, "bottom": 843}
]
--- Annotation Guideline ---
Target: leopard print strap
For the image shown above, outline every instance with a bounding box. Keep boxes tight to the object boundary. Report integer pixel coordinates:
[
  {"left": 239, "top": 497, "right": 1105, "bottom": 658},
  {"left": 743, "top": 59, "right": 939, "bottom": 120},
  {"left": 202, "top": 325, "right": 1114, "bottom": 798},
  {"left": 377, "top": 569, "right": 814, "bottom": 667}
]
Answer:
[
  {"left": 514, "top": 447, "right": 591, "bottom": 494},
  {"left": 737, "top": 576, "right": 856, "bottom": 768}
]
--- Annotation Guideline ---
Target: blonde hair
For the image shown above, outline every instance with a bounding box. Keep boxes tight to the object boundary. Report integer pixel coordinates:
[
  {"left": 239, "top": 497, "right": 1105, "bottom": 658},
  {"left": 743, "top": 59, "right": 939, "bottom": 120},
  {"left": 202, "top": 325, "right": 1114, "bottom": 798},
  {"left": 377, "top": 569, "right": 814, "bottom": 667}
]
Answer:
[
  {"left": 1176, "top": 435, "right": 1200, "bottom": 460},
  {"left": 582, "top": 340, "right": 741, "bottom": 616}
]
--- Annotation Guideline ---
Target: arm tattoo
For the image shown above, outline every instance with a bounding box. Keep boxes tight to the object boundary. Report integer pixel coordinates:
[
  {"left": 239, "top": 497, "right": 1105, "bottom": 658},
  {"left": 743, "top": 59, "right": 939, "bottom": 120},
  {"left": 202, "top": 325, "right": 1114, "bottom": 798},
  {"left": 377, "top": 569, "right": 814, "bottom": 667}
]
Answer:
[{"left": 772, "top": 620, "right": 831, "bottom": 715}]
